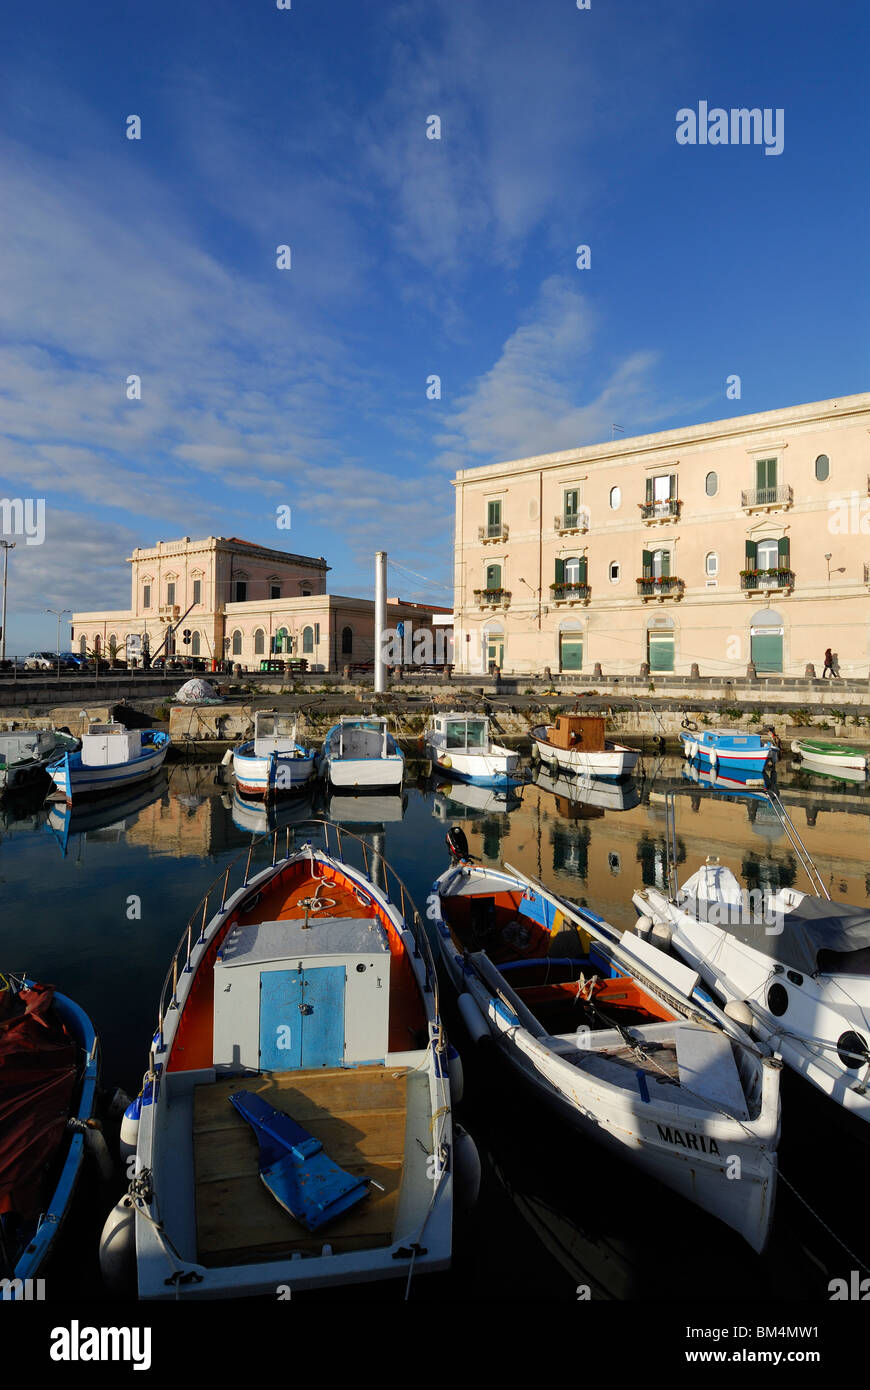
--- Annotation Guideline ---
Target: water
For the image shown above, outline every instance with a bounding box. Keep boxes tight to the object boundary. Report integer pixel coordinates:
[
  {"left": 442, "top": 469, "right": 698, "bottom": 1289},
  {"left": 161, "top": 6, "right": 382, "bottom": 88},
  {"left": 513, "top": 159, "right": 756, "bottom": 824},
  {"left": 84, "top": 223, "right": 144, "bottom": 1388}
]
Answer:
[{"left": 3, "top": 754, "right": 869, "bottom": 1301}]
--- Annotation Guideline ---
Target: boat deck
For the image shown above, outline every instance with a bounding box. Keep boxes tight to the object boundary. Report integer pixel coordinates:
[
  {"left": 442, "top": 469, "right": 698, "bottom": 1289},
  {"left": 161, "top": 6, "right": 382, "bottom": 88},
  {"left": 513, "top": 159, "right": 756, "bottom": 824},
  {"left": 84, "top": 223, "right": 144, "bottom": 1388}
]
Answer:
[{"left": 193, "top": 1065, "right": 409, "bottom": 1267}]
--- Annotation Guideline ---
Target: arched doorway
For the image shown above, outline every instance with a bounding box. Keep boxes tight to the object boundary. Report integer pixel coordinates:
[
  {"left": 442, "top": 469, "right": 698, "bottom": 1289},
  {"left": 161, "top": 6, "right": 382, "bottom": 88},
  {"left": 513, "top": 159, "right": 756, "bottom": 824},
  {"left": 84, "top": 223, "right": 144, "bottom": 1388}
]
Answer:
[
  {"left": 483, "top": 622, "right": 504, "bottom": 671},
  {"left": 750, "top": 609, "right": 784, "bottom": 673},
  {"left": 558, "top": 620, "right": 583, "bottom": 672},
  {"left": 647, "top": 614, "right": 675, "bottom": 673}
]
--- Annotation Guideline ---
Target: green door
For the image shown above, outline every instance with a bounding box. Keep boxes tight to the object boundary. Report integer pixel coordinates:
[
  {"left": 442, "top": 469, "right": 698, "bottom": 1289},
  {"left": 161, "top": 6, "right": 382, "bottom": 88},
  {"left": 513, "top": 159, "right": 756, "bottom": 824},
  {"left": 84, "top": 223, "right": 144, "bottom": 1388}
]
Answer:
[
  {"left": 648, "top": 632, "right": 674, "bottom": 672},
  {"left": 559, "top": 634, "right": 583, "bottom": 671},
  {"left": 751, "top": 630, "right": 783, "bottom": 672}
]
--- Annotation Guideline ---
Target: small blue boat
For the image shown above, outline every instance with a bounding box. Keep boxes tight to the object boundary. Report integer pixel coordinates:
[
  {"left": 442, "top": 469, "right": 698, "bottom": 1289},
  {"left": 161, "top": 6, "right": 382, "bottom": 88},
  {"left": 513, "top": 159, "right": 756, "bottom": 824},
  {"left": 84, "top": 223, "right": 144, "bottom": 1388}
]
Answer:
[
  {"left": 680, "top": 727, "right": 777, "bottom": 775},
  {"left": 46, "top": 724, "right": 170, "bottom": 801}
]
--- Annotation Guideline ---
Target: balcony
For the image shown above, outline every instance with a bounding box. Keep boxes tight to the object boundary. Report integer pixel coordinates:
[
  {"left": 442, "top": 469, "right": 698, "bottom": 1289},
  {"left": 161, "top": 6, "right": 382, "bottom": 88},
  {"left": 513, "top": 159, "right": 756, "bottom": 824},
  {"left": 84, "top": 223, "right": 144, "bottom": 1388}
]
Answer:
[
  {"left": 636, "top": 577, "right": 685, "bottom": 601},
  {"left": 478, "top": 523, "right": 509, "bottom": 544},
  {"left": 550, "top": 582, "right": 591, "bottom": 605},
  {"left": 740, "top": 569, "right": 795, "bottom": 594},
  {"left": 740, "top": 484, "right": 793, "bottom": 512},
  {"left": 639, "top": 498, "right": 681, "bottom": 524},
  {"left": 554, "top": 513, "right": 588, "bottom": 535},
  {"left": 473, "top": 587, "right": 511, "bottom": 609},
  {"left": 159, "top": 604, "right": 180, "bottom": 619}
]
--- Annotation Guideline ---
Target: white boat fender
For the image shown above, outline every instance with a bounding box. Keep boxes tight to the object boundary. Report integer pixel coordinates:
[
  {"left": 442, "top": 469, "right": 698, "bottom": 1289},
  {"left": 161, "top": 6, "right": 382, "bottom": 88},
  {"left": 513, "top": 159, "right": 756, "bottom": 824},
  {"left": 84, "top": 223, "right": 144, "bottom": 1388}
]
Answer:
[
  {"left": 452, "top": 1125, "right": 481, "bottom": 1212},
  {"left": 457, "top": 991, "right": 490, "bottom": 1045},
  {"left": 709, "top": 749, "right": 718, "bottom": 769},
  {"left": 221, "top": 748, "right": 233, "bottom": 767},
  {"left": 119, "top": 1095, "right": 142, "bottom": 1165},
  {"left": 724, "top": 1000, "right": 756, "bottom": 1033},
  {"left": 633, "top": 915, "right": 653, "bottom": 940},
  {"left": 650, "top": 923, "right": 673, "bottom": 952},
  {"left": 99, "top": 1195, "right": 137, "bottom": 1294},
  {"left": 68, "top": 1118, "right": 115, "bottom": 1181},
  {"left": 447, "top": 1043, "right": 464, "bottom": 1104}
]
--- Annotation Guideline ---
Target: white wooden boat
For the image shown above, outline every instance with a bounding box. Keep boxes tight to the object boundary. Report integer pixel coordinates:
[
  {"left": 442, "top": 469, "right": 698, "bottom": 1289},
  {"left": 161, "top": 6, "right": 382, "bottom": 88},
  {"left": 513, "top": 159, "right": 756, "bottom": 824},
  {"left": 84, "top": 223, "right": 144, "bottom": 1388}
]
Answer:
[
  {"left": 0, "top": 727, "right": 79, "bottom": 794},
  {"left": 233, "top": 712, "right": 316, "bottom": 797},
  {"left": 790, "top": 738, "right": 868, "bottom": 775},
  {"left": 101, "top": 822, "right": 462, "bottom": 1298},
  {"left": 432, "top": 838, "right": 780, "bottom": 1253},
  {"left": 46, "top": 724, "right": 170, "bottom": 801},
  {"left": 317, "top": 717, "right": 404, "bottom": 791},
  {"left": 423, "top": 713, "right": 522, "bottom": 787},
  {"left": 531, "top": 715, "right": 638, "bottom": 781},
  {"left": 634, "top": 859, "right": 870, "bottom": 1129}
]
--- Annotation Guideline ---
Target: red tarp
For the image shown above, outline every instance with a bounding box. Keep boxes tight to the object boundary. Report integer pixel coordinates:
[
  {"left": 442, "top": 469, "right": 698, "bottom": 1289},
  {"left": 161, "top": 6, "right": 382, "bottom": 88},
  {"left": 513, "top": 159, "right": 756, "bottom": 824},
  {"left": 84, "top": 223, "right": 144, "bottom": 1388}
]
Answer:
[{"left": 0, "top": 983, "right": 79, "bottom": 1221}]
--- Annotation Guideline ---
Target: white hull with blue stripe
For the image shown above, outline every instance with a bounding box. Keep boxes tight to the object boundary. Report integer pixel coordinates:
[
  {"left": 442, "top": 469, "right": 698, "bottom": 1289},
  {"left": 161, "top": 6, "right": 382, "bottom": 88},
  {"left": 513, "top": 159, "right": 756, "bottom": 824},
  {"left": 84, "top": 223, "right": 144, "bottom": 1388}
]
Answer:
[
  {"left": 680, "top": 728, "right": 776, "bottom": 774},
  {"left": 424, "top": 712, "right": 522, "bottom": 788},
  {"left": 47, "top": 726, "right": 170, "bottom": 801},
  {"left": 233, "top": 744, "right": 317, "bottom": 797},
  {"left": 317, "top": 717, "right": 404, "bottom": 790}
]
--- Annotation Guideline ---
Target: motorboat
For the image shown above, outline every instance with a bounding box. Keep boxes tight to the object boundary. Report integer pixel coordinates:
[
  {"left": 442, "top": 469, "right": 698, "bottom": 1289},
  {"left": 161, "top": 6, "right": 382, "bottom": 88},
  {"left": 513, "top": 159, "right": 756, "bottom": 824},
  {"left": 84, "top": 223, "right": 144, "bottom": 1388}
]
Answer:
[
  {"left": 317, "top": 717, "right": 404, "bottom": 791},
  {"left": 46, "top": 724, "right": 170, "bottom": 801},
  {"left": 233, "top": 712, "right": 316, "bottom": 798},
  {"left": 0, "top": 727, "right": 80, "bottom": 795},
  {"left": 531, "top": 716, "right": 638, "bottom": 781},
  {"left": 423, "top": 713, "right": 522, "bottom": 788}
]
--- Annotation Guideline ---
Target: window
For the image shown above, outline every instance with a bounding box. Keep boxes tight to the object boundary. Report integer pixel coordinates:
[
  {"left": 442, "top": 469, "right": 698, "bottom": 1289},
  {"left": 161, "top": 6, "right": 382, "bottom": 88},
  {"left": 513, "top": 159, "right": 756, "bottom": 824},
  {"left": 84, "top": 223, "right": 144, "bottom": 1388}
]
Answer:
[
  {"left": 300, "top": 584, "right": 311, "bottom": 597},
  {"left": 651, "top": 549, "right": 670, "bottom": 578},
  {"left": 314, "top": 623, "right": 320, "bottom": 644},
  {"left": 192, "top": 579, "right": 201, "bottom": 606},
  {"left": 815, "top": 454, "right": 830, "bottom": 482},
  {"left": 275, "top": 627, "right": 289, "bottom": 654},
  {"left": 166, "top": 582, "right": 175, "bottom": 606},
  {"left": 609, "top": 562, "right": 620, "bottom": 583},
  {"left": 254, "top": 628, "right": 265, "bottom": 655},
  {"left": 705, "top": 471, "right": 718, "bottom": 497},
  {"left": 270, "top": 584, "right": 281, "bottom": 599},
  {"left": 486, "top": 499, "right": 502, "bottom": 537},
  {"left": 564, "top": 557, "right": 581, "bottom": 583},
  {"left": 235, "top": 581, "right": 247, "bottom": 603},
  {"left": 645, "top": 473, "right": 677, "bottom": 509},
  {"left": 705, "top": 552, "right": 719, "bottom": 577},
  {"left": 756, "top": 457, "right": 778, "bottom": 499},
  {"left": 485, "top": 562, "right": 502, "bottom": 590},
  {"left": 564, "top": 489, "right": 579, "bottom": 524},
  {"left": 341, "top": 626, "right": 353, "bottom": 655},
  {"left": 79, "top": 635, "right": 87, "bottom": 655},
  {"left": 446, "top": 719, "right": 486, "bottom": 750},
  {"left": 609, "top": 486, "right": 621, "bottom": 510},
  {"left": 756, "top": 538, "right": 780, "bottom": 570},
  {"left": 191, "top": 631, "right": 201, "bottom": 656},
  {"left": 231, "top": 630, "right": 242, "bottom": 656},
  {"left": 302, "top": 626, "right": 314, "bottom": 654},
  {"left": 143, "top": 584, "right": 151, "bottom": 609}
]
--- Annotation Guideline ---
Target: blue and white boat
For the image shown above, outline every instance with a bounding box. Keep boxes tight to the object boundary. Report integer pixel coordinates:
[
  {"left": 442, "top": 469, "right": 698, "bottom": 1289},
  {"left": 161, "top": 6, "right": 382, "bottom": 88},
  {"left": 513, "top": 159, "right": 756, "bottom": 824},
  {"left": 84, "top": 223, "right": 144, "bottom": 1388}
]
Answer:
[
  {"left": 317, "top": 717, "right": 404, "bottom": 791},
  {"left": 424, "top": 713, "right": 523, "bottom": 788},
  {"left": 233, "top": 712, "right": 316, "bottom": 798},
  {"left": 679, "top": 725, "right": 778, "bottom": 775},
  {"left": 1, "top": 974, "right": 100, "bottom": 1291},
  {"left": 46, "top": 723, "right": 170, "bottom": 801}
]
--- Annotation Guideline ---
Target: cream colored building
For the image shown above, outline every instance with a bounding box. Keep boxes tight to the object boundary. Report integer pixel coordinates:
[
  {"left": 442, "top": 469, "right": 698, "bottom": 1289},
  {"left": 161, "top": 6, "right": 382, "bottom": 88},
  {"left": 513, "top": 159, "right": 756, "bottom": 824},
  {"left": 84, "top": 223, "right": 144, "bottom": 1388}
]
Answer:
[
  {"left": 72, "top": 535, "right": 446, "bottom": 671},
  {"left": 452, "top": 392, "right": 870, "bottom": 677}
]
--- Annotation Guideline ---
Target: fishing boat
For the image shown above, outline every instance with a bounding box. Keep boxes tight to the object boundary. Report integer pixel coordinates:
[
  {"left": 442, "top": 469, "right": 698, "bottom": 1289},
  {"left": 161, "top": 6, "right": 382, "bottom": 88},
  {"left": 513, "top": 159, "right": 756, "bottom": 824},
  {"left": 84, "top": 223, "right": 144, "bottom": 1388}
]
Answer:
[
  {"left": 233, "top": 712, "right": 317, "bottom": 798},
  {"left": 632, "top": 787, "right": 870, "bottom": 1129},
  {"left": 46, "top": 724, "right": 170, "bottom": 801},
  {"left": 0, "top": 973, "right": 100, "bottom": 1292},
  {"left": 531, "top": 715, "right": 639, "bottom": 781},
  {"left": 431, "top": 833, "right": 780, "bottom": 1253},
  {"left": 317, "top": 717, "right": 404, "bottom": 791},
  {"left": 0, "top": 727, "right": 80, "bottom": 795},
  {"left": 680, "top": 723, "right": 778, "bottom": 775},
  {"left": 790, "top": 738, "right": 868, "bottom": 776},
  {"left": 423, "top": 712, "right": 522, "bottom": 788},
  {"left": 100, "top": 821, "right": 465, "bottom": 1299}
]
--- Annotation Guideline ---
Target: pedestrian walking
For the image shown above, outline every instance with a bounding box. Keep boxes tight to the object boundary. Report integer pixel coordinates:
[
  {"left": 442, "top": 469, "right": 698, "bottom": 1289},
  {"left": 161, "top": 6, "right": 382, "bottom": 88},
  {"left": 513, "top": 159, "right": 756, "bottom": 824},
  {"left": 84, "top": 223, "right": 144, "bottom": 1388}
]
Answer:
[{"left": 822, "top": 648, "right": 837, "bottom": 679}]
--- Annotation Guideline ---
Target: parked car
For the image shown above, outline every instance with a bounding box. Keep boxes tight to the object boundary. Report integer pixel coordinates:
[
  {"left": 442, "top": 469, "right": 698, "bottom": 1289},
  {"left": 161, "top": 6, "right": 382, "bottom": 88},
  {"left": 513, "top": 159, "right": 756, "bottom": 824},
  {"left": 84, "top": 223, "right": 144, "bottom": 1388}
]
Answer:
[
  {"left": 59, "top": 651, "right": 89, "bottom": 670},
  {"left": 151, "top": 657, "right": 185, "bottom": 672},
  {"left": 24, "top": 651, "right": 59, "bottom": 670}
]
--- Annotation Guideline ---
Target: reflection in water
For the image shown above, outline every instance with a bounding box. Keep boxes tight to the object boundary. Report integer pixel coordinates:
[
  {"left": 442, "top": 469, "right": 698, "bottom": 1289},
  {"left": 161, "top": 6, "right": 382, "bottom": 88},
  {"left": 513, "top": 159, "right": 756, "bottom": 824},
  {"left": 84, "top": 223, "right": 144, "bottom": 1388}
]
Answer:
[{"left": 4, "top": 753, "right": 870, "bottom": 1300}]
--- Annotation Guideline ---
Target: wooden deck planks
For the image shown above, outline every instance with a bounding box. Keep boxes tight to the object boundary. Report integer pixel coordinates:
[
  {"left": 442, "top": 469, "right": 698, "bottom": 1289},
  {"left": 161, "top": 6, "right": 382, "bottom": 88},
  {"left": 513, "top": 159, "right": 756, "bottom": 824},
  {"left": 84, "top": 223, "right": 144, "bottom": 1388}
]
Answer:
[{"left": 193, "top": 1066, "right": 408, "bottom": 1266}]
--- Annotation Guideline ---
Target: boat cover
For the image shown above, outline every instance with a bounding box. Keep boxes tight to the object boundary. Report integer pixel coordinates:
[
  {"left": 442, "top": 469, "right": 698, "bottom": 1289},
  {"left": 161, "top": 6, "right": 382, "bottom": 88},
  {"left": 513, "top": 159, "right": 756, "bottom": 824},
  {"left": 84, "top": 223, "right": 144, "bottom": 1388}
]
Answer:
[
  {"left": 0, "top": 983, "right": 79, "bottom": 1224},
  {"left": 698, "top": 896, "right": 870, "bottom": 977}
]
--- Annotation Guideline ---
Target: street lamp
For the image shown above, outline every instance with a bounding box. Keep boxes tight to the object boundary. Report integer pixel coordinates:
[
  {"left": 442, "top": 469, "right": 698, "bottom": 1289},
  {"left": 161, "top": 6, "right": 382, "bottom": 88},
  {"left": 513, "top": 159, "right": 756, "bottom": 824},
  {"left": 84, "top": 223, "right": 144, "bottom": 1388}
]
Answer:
[
  {"left": 0, "top": 540, "right": 15, "bottom": 663},
  {"left": 825, "top": 554, "right": 845, "bottom": 582},
  {"left": 45, "top": 608, "right": 71, "bottom": 678}
]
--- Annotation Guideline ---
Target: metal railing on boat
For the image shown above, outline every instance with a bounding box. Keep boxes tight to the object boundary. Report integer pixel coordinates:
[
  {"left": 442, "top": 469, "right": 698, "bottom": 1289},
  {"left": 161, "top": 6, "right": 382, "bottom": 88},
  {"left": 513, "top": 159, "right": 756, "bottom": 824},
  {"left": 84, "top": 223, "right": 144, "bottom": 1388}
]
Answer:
[
  {"left": 663, "top": 786, "right": 830, "bottom": 901},
  {"left": 154, "top": 818, "right": 440, "bottom": 1058}
]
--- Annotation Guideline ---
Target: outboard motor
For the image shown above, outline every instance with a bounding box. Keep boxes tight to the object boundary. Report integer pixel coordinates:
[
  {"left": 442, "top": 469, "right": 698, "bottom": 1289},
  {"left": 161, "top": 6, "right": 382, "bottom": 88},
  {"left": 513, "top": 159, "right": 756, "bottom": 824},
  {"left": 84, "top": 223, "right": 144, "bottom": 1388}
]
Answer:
[{"left": 446, "top": 825, "right": 470, "bottom": 862}]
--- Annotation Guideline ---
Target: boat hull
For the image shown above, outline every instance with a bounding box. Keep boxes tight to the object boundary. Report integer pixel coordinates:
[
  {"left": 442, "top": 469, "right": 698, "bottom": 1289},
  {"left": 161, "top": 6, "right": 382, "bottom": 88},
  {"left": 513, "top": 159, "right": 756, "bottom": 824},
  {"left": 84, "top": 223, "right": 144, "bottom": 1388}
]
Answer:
[
  {"left": 790, "top": 740, "right": 868, "bottom": 773},
  {"left": 425, "top": 741, "right": 522, "bottom": 788},
  {"left": 47, "top": 738, "right": 169, "bottom": 801},
  {"left": 233, "top": 743, "right": 317, "bottom": 797},
  {"left": 680, "top": 732, "right": 773, "bottom": 773},
  {"left": 531, "top": 728, "right": 638, "bottom": 780}
]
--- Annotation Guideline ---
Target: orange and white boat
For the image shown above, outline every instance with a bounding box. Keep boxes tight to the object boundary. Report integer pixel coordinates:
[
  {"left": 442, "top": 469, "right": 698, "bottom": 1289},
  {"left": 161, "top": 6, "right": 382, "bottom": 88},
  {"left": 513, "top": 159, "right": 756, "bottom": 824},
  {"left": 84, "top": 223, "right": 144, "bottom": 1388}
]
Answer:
[{"left": 101, "top": 823, "right": 467, "bottom": 1299}]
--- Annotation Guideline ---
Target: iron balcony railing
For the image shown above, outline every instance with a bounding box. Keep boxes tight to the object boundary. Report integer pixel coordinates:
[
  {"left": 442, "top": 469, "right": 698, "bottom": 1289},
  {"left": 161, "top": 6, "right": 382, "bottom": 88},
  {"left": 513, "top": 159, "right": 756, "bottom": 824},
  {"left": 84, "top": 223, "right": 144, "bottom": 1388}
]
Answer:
[
  {"left": 741, "top": 484, "right": 793, "bottom": 509},
  {"left": 478, "top": 523, "right": 509, "bottom": 542},
  {"left": 740, "top": 569, "right": 795, "bottom": 591},
  {"left": 639, "top": 498, "right": 681, "bottom": 521},
  {"left": 550, "top": 581, "right": 591, "bottom": 601},
  {"left": 473, "top": 587, "right": 511, "bottom": 606},
  {"left": 553, "top": 513, "right": 587, "bottom": 533},
  {"left": 637, "top": 576, "right": 685, "bottom": 598}
]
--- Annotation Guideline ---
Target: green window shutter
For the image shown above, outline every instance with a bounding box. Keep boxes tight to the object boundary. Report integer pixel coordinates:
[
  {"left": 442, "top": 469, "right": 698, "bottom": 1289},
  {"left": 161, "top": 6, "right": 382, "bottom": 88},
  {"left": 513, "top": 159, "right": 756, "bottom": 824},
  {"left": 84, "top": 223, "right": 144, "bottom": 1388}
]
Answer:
[
  {"left": 488, "top": 500, "right": 501, "bottom": 528},
  {"left": 777, "top": 536, "right": 790, "bottom": 568},
  {"left": 486, "top": 563, "right": 501, "bottom": 589},
  {"left": 642, "top": 549, "right": 653, "bottom": 579},
  {"left": 645, "top": 477, "right": 654, "bottom": 504},
  {"left": 554, "top": 557, "right": 565, "bottom": 584},
  {"left": 661, "top": 550, "right": 671, "bottom": 578},
  {"left": 756, "top": 458, "right": 765, "bottom": 490},
  {"left": 745, "top": 540, "right": 757, "bottom": 567},
  {"left": 578, "top": 556, "right": 587, "bottom": 584},
  {"left": 669, "top": 473, "right": 677, "bottom": 500}
]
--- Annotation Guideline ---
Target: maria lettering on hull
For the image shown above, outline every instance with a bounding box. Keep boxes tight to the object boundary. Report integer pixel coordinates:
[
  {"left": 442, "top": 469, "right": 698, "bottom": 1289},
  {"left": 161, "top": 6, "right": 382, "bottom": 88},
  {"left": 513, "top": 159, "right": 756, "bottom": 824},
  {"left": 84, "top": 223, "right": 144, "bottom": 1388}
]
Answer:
[{"left": 657, "top": 1124, "right": 721, "bottom": 1156}]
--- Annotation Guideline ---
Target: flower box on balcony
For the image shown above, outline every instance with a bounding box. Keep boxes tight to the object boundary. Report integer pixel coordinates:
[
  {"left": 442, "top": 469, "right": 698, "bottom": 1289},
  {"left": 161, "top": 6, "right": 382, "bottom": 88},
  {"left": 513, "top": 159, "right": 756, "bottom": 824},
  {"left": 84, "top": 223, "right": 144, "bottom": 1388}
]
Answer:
[
  {"left": 550, "top": 582, "right": 591, "bottom": 603},
  {"left": 473, "top": 587, "right": 511, "bottom": 607}
]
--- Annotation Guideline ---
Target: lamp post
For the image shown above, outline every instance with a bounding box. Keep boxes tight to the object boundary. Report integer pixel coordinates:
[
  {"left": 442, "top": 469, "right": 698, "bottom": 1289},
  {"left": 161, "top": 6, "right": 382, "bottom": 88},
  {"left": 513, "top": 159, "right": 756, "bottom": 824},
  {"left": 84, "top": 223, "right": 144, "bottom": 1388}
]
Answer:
[
  {"left": 0, "top": 540, "right": 15, "bottom": 664},
  {"left": 825, "top": 553, "right": 845, "bottom": 582},
  {"left": 45, "top": 608, "right": 71, "bottom": 679}
]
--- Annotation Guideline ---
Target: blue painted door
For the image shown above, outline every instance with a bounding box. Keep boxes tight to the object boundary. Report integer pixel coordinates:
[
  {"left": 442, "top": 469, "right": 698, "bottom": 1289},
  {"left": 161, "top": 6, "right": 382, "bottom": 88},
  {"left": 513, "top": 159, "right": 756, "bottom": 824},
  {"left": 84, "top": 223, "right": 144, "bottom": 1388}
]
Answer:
[{"left": 259, "top": 967, "right": 345, "bottom": 1070}]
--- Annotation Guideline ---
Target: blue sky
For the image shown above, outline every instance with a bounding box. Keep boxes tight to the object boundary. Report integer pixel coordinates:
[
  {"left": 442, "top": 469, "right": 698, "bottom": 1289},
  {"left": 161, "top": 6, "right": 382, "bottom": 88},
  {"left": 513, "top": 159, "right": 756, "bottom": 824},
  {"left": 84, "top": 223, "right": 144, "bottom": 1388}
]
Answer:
[{"left": 1, "top": 0, "right": 867, "bottom": 652}]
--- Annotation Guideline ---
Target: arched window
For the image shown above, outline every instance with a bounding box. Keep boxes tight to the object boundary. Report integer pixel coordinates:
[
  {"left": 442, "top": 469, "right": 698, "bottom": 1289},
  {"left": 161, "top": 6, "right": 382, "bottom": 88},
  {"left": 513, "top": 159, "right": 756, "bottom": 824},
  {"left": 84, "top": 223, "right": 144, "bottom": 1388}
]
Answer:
[
  {"left": 231, "top": 629, "right": 242, "bottom": 656},
  {"left": 815, "top": 454, "right": 830, "bottom": 481},
  {"left": 254, "top": 628, "right": 265, "bottom": 655},
  {"left": 705, "top": 552, "right": 719, "bottom": 577},
  {"left": 302, "top": 626, "right": 314, "bottom": 654},
  {"left": 94, "top": 635, "right": 101, "bottom": 655},
  {"left": 341, "top": 626, "right": 353, "bottom": 655},
  {"left": 108, "top": 633, "right": 117, "bottom": 653},
  {"left": 191, "top": 631, "right": 201, "bottom": 656},
  {"left": 610, "top": 486, "right": 621, "bottom": 510},
  {"left": 79, "top": 634, "right": 87, "bottom": 655}
]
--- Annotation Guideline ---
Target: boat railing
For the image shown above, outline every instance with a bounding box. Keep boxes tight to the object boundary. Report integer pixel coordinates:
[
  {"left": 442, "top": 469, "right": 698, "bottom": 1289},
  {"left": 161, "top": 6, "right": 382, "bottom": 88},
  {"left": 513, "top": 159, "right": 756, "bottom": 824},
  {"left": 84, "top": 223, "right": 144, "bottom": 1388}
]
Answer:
[
  {"left": 663, "top": 786, "right": 830, "bottom": 902},
  {"left": 155, "top": 818, "right": 440, "bottom": 1054}
]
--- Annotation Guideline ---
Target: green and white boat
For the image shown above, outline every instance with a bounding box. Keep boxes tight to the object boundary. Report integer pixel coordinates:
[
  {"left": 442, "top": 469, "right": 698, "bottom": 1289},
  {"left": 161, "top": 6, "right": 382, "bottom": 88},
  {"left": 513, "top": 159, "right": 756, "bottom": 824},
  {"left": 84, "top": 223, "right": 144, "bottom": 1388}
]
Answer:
[{"left": 790, "top": 738, "right": 868, "bottom": 776}]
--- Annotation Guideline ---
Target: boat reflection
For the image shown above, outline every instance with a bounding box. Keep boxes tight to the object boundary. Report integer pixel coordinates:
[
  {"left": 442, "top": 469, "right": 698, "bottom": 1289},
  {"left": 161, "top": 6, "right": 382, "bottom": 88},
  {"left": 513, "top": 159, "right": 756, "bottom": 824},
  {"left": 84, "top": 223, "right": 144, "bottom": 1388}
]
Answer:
[
  {"left": 431, "top": 777, "right": 524, "bottom": 820},
  {"left": 534, "top": 765, "right": 641, "bottom": 816},
  {"left": 325, "top": 790, "right": 408, "bottom": 826},
  {"left": 45, "top": 772, "right": 168, "bottom": 856},
  {"left": 229, "top": 787, "right": 317, "bottom": 835}
]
